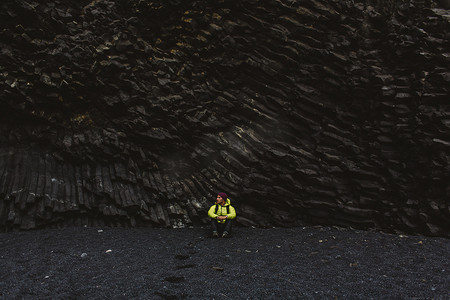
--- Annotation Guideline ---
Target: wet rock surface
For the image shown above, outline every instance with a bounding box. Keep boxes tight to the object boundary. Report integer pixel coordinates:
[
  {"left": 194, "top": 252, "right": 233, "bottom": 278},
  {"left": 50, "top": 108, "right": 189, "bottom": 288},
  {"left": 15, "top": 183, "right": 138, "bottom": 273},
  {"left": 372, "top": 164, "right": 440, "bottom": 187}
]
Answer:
[
  {"left": 0, "top": 226, "right": 449, "bottom": 299},
  {"left": 0, "top": 0, "right": 449, "bottom": 235}
]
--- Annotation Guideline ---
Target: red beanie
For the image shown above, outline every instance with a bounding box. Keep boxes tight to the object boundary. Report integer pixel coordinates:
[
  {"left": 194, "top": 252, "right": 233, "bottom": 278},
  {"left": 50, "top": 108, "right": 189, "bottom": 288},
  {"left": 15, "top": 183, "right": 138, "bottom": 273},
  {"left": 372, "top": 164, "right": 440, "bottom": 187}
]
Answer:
[{"left": 218, "top": 192, "right": 228, "bottom": 200}]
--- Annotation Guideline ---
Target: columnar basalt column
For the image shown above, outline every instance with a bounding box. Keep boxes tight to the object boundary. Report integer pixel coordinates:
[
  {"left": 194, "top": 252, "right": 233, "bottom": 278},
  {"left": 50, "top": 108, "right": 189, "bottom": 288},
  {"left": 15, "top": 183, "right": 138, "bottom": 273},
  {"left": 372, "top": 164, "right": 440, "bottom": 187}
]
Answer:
[{"left": 0, "top": 0, "right": 449, "bottom": 236}]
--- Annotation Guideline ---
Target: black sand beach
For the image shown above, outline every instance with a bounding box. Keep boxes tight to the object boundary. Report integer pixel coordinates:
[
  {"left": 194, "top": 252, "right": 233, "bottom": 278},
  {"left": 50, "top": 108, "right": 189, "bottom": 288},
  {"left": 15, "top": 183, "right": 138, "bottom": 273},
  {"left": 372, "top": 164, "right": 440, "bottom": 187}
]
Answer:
[{"left": 0, "top": 226, "right": 449, "bottom": 299}]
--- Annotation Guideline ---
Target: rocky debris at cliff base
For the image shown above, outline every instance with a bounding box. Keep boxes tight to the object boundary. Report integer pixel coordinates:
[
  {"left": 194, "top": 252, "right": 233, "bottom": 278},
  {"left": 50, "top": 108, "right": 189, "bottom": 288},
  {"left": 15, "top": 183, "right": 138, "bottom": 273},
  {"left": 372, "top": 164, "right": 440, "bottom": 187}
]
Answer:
[{"left": 0, "top": 226, "right": 448, "bottom": 299}]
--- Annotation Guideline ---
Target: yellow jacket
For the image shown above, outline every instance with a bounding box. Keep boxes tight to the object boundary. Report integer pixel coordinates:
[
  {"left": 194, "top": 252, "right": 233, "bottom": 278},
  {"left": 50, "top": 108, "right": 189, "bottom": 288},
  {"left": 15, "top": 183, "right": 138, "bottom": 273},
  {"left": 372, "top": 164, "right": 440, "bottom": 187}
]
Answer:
[{"left": 208, "top": 199, "right": 236, "bottom": 223}]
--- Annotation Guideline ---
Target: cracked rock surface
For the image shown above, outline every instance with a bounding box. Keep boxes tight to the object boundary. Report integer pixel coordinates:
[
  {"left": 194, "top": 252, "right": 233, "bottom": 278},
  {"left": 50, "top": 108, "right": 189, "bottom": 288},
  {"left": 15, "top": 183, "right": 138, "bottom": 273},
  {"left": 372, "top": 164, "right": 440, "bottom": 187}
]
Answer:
[{"left": 0, "top": 0, "right": 449, "bottom": 236}]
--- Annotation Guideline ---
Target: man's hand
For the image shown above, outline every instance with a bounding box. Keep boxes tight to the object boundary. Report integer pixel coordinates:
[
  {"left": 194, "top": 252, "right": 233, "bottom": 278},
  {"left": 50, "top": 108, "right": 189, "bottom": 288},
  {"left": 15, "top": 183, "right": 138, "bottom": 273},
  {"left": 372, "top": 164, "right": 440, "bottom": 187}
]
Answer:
[{"left": 217, "top": 216, "right": 227, "bottom": 221}]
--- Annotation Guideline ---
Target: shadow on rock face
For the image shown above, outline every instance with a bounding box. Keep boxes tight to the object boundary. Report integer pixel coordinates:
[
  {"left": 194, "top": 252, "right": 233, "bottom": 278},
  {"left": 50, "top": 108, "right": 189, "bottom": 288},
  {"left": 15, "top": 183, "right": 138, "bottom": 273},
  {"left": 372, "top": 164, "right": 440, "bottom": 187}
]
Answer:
[{"left": 437, "top": 0, "right": 450, "bottom": 9}]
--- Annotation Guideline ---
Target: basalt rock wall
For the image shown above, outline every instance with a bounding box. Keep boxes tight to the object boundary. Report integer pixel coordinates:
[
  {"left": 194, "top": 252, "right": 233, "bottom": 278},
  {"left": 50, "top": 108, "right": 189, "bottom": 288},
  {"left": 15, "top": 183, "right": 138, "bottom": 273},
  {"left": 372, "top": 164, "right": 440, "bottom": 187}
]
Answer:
[{"left": 0, "top": 0, "right": 449, "bottom": 236}]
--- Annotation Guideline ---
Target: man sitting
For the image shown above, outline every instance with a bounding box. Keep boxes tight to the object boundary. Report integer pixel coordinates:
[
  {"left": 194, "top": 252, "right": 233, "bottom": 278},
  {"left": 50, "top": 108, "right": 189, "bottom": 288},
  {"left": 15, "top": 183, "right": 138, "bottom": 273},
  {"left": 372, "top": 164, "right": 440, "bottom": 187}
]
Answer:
[{"left": 208, "top": 192, "right": 236, "bottom": 238}]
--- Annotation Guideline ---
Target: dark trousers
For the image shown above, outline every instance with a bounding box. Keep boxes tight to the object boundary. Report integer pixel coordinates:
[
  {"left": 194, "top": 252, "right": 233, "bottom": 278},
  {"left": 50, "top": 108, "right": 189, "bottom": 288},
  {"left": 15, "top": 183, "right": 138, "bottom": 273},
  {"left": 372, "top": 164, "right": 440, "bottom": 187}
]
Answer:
[{"left": 211, "top": 219, "right": 233, "bottom": 234}]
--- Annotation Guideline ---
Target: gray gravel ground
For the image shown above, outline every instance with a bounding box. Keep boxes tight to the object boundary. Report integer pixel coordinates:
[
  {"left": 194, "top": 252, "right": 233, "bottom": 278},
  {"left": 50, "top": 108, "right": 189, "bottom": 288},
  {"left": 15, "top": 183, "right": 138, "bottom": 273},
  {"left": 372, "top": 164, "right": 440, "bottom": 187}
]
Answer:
[{"left": 0, "top": 226, "right": 449, "bottom": 299}]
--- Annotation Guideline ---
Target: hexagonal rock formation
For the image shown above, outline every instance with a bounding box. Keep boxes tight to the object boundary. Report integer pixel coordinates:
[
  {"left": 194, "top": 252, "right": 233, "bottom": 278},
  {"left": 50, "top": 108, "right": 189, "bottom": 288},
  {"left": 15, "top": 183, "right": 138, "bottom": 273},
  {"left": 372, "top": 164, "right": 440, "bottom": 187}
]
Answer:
[{"left": 0, "top": 0, "right": 449, "bottom": 236}]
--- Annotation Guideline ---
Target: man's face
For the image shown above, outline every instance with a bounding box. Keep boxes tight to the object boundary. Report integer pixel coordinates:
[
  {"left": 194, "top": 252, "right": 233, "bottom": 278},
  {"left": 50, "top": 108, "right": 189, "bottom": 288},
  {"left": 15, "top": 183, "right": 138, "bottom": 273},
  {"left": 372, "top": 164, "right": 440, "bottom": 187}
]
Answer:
[{"left": 216, "top": 195, "right": 224, "bottom": 205}]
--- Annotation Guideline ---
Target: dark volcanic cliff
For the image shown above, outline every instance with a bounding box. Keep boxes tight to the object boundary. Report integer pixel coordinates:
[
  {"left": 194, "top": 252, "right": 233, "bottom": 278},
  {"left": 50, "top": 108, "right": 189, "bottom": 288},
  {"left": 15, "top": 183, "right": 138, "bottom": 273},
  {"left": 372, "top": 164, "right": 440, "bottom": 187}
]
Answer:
[{"left": 0, "top": 0, "right": 449, "bottom": 236}]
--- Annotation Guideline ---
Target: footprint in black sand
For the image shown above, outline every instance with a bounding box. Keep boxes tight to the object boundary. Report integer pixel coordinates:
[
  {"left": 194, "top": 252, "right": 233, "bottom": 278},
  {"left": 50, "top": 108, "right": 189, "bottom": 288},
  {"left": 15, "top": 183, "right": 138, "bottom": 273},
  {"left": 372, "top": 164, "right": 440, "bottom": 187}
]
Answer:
[
  {"left": 174, "top": 254, "right": 189, "bottom": 260},
  {"left": 172, "top": 254, "right": 197, "bottom": 271}
]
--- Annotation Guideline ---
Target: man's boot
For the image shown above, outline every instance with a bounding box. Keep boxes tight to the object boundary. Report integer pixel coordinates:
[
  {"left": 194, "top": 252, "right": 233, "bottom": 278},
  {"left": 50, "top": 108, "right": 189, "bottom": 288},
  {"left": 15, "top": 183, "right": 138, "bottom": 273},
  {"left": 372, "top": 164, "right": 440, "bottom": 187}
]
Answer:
[{"left": 222, "top": 231, "right": 231, "bottom": 238}]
